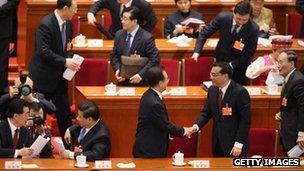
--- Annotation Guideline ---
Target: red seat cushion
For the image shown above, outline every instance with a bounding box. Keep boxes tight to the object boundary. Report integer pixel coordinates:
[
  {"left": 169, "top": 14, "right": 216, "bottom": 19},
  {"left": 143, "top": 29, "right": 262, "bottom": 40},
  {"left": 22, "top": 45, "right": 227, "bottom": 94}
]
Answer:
[
  {"left": 184, "top": 57, "right": 214, "bottom": 86},
  {"left": 288, "top": 12, "right": 303, "bottom": 38},
  {"left": 160, "top": 59, "right": 180, "bottom": 86},
  {"left": 167, "top": 132, "right": 199, "bottom": 157},
  {"left": 75, "top": 59, "right": 108, "bottom": 86},
  {"left": 248, "top": 128, "right": 277, "bottom": 157}
]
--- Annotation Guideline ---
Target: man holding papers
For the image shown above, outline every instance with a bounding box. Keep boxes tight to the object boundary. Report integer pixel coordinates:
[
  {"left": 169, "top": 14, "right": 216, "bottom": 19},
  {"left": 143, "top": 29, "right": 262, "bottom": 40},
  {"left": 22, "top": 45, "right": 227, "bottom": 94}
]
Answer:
[
  {"left": 0, "top": 99, "right": 34, "bottom": 158},
  {"left": 62, "top": 101, "right": 111, "bottom": 161},
  {"left": 275, "top": 51, "right": 304, "bottom": 154},
  {"left": 29, "top": 0, "right": 80, "bottom": 140},
  {"left": 110, "top": 7, "right": 159, "bottom": 86}
]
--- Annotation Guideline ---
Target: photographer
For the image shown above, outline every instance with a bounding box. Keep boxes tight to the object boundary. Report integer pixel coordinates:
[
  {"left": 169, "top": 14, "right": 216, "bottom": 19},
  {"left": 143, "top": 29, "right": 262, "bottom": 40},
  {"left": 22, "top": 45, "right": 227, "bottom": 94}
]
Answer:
[
  {"left": 0, "top": 71, "right": 56, "bottom": 120},
  {"left": 27, "top": 102, "right": 53, "bottom": 158}
]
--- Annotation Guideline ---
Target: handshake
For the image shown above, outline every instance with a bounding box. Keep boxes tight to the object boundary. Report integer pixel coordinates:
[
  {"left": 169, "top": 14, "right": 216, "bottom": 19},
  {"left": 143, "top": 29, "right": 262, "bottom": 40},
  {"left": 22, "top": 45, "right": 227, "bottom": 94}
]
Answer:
[{"left": 183, "top": 125, "right": 199, "bottom": 138}]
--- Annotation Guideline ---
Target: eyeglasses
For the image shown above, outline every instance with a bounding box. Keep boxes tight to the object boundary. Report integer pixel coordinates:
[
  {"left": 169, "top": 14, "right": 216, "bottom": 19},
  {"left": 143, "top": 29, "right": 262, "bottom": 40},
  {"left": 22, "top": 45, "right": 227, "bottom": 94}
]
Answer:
[{"left": 121, "top": 16, "right": 131, "bottom": 21}]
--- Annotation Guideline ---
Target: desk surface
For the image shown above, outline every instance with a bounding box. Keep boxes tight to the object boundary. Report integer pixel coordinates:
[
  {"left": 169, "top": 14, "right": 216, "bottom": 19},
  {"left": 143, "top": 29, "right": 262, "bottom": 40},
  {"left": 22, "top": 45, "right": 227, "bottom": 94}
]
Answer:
[{"left": 0, "top": 158, "right": 303, "bottom": 170}]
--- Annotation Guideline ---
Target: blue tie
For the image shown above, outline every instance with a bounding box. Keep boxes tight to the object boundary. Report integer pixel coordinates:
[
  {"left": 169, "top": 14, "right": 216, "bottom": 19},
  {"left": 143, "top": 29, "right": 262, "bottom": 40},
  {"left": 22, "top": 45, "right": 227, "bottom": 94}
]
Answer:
[
  {"left": 123, "top": 33, "right": 132, "bottom": 56},
  {"left": 61, "top": 22, "right": 66, "bottom": 50},
  {"left": 77, "top": 128, "right": 86, "bottom": 143}
]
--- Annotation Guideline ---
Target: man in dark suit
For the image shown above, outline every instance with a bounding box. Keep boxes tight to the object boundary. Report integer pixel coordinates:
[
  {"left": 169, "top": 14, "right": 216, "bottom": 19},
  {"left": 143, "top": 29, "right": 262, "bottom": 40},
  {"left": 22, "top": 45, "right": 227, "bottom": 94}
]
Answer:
[
  {"left": 296, "top": 0, "right": 304, "bottom": 38},
  {"left": 62, "top": 101, "right": 111, "bottom": 161},
  {"left": 191, "top": 1, "right": 259, "bottom": 85},
  {"left": 87, "top": 0, "right": 157, "bottom": 38},
  {"left": 110, "top": 6, "right": 160, "bottom": 86},
  {"left": 0, "top": 0, "right": 19, "bottom": 95},
  {"left": 0, "top": 98, "right": 34, "bottom": 158},
  {"left": 29, "top": 0, "right": 79, "bottom": 139},
  {"left": 275, "top": 50, "right": 304, "bottom": 153},
  {"left": 133, "top": 66, "right": 191, "bottom": 158},
  {"left": 188, "top": 62, "right": 251, "bottom": 157}
]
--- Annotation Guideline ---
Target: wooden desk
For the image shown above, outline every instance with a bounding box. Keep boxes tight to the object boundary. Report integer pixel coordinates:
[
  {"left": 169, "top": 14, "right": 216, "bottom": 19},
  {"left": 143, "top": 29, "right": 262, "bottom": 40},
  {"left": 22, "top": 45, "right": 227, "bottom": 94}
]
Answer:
[
  {"left": 0, "top": 158, "right": 302, "bottom": 170},
  {"left": 72, "top": 38, "right": 304, "bottom": 67},
  {"left": 22, "top": 0, "right": 296, "bottom": 67},
  {"left": 75, "top": 86, "right": 280, "bottom": 157}
]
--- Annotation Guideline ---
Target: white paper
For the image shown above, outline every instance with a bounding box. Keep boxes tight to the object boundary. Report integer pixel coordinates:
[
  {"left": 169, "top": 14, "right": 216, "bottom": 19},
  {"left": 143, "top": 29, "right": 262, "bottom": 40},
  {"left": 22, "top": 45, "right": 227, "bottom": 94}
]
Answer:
[
  {"left": 298, "top": 40, "right": 304, "bottom": 47},
  {"left": 53, "top": 137, "right": 66, "bottom": 154},
  {"left": 29, "top": 135, "right": 50, "bottom": 158},
  {"left": 116, "top": 162, "right": 136, "bottom": 169},
  {"left": 5, "top": 161, "right": 22, "bottom": 169},
  {"left": 87, "top": 39, "right": 103, "bottom": 47},
  {"left": 95, "top": 160, "right": 112, "bottom": 169},
  {"left": 245, "top": 87, "right": 261, "bottom": 95},
  {"left": 269, "top": 35, "right": 293, "bottom": 41},
  {"left": 63, "top": 54, "right": 84, "bottom": 81},
  {"left": 258, "top": 37, "right": 271, "bottom": 47},
  {"left": 206, "top": 39, "right": 219, "bottom": 48},
  {"left": 0, "top": 0, "right": 8, "bottom": 7},
  {"left": 170, "top": 87, "right": 187, "bottom": 95},
  {"left": 118, "top": 88, "right": 135, "bottom": 96},
  {"left": 287, "top": 144, "right": 304, "bottom": 157}
]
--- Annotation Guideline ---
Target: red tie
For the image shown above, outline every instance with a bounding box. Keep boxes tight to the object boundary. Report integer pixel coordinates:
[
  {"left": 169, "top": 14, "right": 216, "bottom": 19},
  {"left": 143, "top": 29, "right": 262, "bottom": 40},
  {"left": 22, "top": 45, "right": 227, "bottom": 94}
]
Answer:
[
  {"left": 217, "top": 89, "right": 223, "bottom": 109},
  {"left": 12, "top": 129, "right": 19, "bottom": 149}
]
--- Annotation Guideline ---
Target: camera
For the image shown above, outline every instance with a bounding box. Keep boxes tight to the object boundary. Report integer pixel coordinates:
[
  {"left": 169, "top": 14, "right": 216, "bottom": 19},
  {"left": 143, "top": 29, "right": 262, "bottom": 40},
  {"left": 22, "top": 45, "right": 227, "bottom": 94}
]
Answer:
[
  {"left": 32, "top": 115, "right": 45, "bottom": 126},
  {"left": 15, "top": 71, "right": 32, "bottom": 97}
]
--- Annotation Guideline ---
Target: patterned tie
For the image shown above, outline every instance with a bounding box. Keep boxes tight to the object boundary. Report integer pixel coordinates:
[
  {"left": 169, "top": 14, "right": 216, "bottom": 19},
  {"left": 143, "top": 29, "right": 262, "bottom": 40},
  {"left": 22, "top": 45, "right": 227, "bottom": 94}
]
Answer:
[
  {"left": 123, "top": 33, "right": 132, "bottom": 56},
  {"left": 12, "top": 129, "right": 19, "bottom": 149},
  {"left": 217, "top": 88, "right": 223, "bottom": 109},
  {"left": 121, "top": 5, "right": 127, "bottom": 17},
  {"left": 77, "top": 128, "right": 86, "bottom": 143},
  {"left": 61, "top": 22, "right": 67, "bottom": 50}
]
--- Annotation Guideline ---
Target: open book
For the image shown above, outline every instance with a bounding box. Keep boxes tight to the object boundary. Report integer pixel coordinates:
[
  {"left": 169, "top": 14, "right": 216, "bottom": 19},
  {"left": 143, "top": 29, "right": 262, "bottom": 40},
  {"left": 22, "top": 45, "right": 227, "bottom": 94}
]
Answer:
[{"left": 181, "top": 17, "right": 205, "bottom": 29}]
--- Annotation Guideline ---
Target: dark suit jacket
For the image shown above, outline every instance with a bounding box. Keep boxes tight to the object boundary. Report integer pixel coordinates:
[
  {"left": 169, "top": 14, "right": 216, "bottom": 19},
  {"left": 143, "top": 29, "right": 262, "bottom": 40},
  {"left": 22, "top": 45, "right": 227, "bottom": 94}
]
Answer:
[
  {"left": 29, "top": 12, "right": 73, "bottom": 94},
  {"left": 280, "top": 70, "right": 304, "bottom": 151},
  {"left": 110, "top": 27, "right": 160, "bottom": 83},
  {"left": 89, "top": 0, "right": 157, "bottom": 37},
  {"left": 133, "top": 88, "right": 184, "bottom": 158},
  {"left": 69, "top": 120, "right": 111, "bottom": 161},
  {"left": 0, "top": 0, "right": 19, "bottom": 38},
  {"left": 194, "top": 12, "right": 259, "bottom": 85},
  {"left": 0, "top": 119, "right": 31, "bottom": 158},
  {"left": 195, "top": 81, "right": 251, "bottom": 156},
  {"left": 296, "top": 0, "right": 304, "bottom": 38},
  {"left": 164, "top": 10, "right": 204, "bottom": 39},
  {"left": 28, "top": 128, "right": 53, "bottom": 158}
]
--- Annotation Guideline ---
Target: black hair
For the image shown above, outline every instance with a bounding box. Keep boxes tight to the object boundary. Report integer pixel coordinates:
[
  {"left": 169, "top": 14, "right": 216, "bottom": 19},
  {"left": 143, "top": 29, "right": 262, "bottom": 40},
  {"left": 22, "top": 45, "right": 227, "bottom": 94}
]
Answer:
[
  {"left": 234, "top": 1, "right": 252, "bottom": 16},
  {"left": 146, "top": 66, "right": 165, "bottom": 87},
  {"left": 57, "top": 0, "right": 72, "bottom": 9},
  {"left": 212, "top": 62, "right": 233, "bottom": 79},
  {"left": 78, "top": 101, "right": 100, "bottom": 121},
  {"left": 124, "top": 6, "right": 140, "bottom": 21},
  {"left": 284, "top": 50, "right": 297, "bottom": 66},
  {"left": 30, "top": 102, "right": 44, "bottom": 113},
  {"left": 6, "top": 98, "right": 30, "bottom": 118},
  {"left": 174, "top": 0, "right": 191, "bottom": 4}
]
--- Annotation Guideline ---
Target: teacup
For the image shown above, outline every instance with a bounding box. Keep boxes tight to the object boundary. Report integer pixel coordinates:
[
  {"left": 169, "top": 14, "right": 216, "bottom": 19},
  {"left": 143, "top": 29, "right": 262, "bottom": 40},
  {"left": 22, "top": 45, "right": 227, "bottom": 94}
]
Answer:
[
  {"left": 75, "top": 34, "right": 86, "bottom": 45},
  {"left": 172, "top": 151, "right": 184, "bottom": 165},
  {"left": 105, "top": 83, "right": 116, "bottom": 95},
  {"left": 76, "top": 154, "right": 86, "bottom": 166}
]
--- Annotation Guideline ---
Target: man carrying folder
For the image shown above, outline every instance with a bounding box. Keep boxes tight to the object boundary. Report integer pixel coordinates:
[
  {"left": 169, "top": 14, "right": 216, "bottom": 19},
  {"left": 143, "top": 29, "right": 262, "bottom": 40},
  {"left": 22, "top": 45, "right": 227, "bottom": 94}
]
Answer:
[{"left": 110, "top": 6, "right": 160, "bottom": 86}]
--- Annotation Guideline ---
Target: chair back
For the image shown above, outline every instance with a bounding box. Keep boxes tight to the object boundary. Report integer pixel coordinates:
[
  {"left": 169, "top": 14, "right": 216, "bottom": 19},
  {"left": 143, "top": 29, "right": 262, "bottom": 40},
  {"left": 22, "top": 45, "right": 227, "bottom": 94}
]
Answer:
[
  {"left": 75, "top": 58, "right": 109, "bottom": 86},
  {"left": 286, "top": 12, "right": 302, "bottom": 38},
  {"left": 167, "top": 132, "right": 200, "bottom": 157},
  {"left": 182, "top": 57, "right": 214, "bottom": 86},
  {"left": 160, "top": 59, "right": 181, "bottom": 86},
  {"left": 248, "top": 128, "right": 278, "bottom": 157}
]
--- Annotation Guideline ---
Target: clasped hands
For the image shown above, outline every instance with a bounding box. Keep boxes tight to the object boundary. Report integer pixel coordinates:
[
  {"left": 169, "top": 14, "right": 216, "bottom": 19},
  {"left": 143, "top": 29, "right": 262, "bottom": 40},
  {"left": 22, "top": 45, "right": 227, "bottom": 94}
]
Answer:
[
  {"left": 115, "top": 70, "right": 142, "bottom": 84},
  {"left": 183, "top": 125, "right": 198, "bottom": 138}
]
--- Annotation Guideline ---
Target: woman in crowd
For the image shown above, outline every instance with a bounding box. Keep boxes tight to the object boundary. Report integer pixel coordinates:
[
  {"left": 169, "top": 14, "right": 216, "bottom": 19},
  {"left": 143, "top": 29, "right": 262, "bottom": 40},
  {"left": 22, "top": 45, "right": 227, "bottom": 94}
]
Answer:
[{"left": 164, "top": 0, "right": 204, "bottom": 39}]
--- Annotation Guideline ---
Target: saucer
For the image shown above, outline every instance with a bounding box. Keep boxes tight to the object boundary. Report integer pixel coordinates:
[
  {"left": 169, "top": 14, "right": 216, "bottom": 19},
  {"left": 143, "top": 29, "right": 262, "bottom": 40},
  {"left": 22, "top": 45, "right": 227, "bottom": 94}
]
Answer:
[
  {"left": 172, "top": 162, "right": 187, "bottom": 166},
  {"left": 74, "top": 163, "right": 89, "bottom": 168}
]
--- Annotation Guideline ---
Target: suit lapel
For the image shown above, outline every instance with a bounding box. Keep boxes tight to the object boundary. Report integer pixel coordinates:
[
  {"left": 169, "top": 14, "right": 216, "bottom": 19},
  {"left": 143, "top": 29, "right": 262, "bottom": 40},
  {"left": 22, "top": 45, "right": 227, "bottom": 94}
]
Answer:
[
  {"left": 129, "top": 28, "right": 143, "bottom": 54},
  {"left": 282, "top": 71, "right": 296, "bottom": 97},
  {"left": 221, "top": 81, "right": 235, "bottom": 107},
  {"left": 79, "top": 121, "right": 100, "bottom": 145},
  {"left": 17, "top": 127, "right": 27, "bottom": 148}
]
